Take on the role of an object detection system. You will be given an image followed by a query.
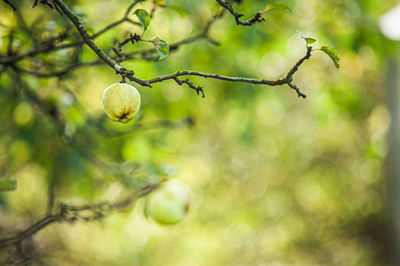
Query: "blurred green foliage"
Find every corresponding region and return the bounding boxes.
[0,0,398,265]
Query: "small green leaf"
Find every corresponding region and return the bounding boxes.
[155,40,169,60]
[0,176,17,192]
[263,3,291,14]
[134,9,151,30]
[320,46,340,69]
[304,37,316,44]
[297,30,317,45]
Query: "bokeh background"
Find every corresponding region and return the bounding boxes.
[1,0,400,265]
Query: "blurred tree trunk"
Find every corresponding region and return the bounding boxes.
[387,47,400,266]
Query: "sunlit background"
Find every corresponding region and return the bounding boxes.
[1,0,400,265]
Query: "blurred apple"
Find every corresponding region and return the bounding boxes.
[145,180,191,225]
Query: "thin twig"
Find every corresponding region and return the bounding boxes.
[216,0,264,26]
[0,2,140,65]
[174,77,205,97]
[53,0,148,85]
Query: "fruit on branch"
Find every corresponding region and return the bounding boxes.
[102,83,141,123]
[145,180,191,225]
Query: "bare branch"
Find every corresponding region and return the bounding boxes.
[174,77,205,98]
[126,10,225,60]
[90,18,140,39]
[125,0,144,17]
[286,46,313,78]
[53,0,150,86]
[118,34,147,51]
[0,2,222,84]
[91,0,143,38]
[216,0,264,26]
[49,0,311,97]
[0,1,140,65]
[147,70,286,86]
[0,183,159,249]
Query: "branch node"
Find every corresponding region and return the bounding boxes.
[287,82,307,98]
[174,77,205,98]
[217,0,265,26]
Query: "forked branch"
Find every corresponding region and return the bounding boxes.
[216,0,265,26]
[52,0,312,98]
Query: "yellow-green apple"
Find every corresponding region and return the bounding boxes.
[102,83,141,123]
[145,180,191,225]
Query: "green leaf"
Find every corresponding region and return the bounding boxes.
[155,39,169,60]
[134,9,151,30]
[262,3,291,14]
[0,176,17,192]
[320,46,340,69]
[304,37,316,44]
[297,30,317,45]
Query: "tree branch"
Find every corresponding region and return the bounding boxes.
[147,70,287,86]
[52,0,152,86]
[144,45,312,98]
[0,182,159,249]
[50,0,312,97]
[124,10,225,60]
[216,0,264,26]
[90,0,142,38]
[0,1,141,65]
